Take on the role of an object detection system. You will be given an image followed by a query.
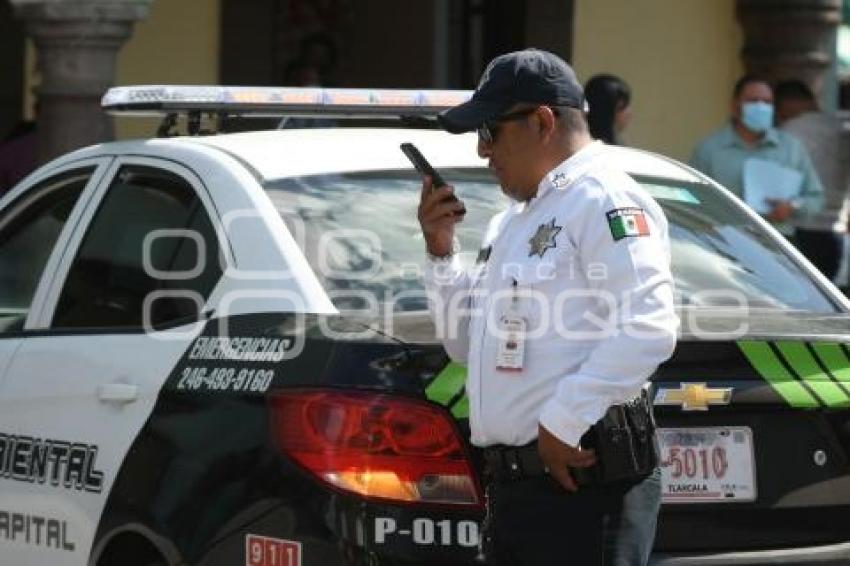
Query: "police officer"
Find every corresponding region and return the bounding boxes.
[418,49,678,565]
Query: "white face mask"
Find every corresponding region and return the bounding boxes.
[741,101,774,132]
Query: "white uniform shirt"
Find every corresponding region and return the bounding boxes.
[425,141,678,448]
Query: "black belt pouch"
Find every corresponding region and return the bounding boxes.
[574,388,659,485]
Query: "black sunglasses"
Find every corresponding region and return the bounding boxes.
[477,106,561,144]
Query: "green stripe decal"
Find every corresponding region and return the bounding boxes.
[738,341,819,408]
[776,341,850,407]
[426,362,469,418]
[451,394,469,419]
[811,343,850,385]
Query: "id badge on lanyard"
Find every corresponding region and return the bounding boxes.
[496,280,526,372]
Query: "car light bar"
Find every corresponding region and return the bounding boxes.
[101,85,473,118]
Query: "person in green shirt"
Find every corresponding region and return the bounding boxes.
[689,75,823,235]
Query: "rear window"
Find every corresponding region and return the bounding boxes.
[635,175,836,312]
[264,169,837,313]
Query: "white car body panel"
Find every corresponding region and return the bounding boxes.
[0,324,204,566]
[191,129,703,183]
[28,140,337,319]
[0,158,114,400]
[7,157,115,331]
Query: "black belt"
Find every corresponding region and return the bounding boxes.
[482,441,601,485]
[481,390,658,485]
[482,442,547,482]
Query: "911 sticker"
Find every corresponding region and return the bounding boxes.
[246,534,301,566]
[374,517,479,547]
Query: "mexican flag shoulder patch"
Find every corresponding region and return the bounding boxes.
[606,207,650,241]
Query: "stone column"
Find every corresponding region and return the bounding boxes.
[737,0,841,98]
[9,0,153,164]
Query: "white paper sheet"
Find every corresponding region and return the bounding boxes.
[742,158,803,215]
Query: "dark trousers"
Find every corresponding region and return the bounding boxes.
[795,228,844,281]
[485,474,608,565]
[484,470,659,566]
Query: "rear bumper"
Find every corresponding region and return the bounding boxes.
[651,541,850,565]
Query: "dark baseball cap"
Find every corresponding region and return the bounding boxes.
[438,49,586,134]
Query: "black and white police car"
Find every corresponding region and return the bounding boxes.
[2,85,850,566]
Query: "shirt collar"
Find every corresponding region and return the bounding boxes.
[522,140,605,210]
[722,122,780,148]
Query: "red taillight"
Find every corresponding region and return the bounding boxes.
[270,390,481,507]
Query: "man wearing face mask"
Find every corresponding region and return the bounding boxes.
[690,75,823,234]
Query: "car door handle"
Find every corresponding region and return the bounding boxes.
[97,383,138,404]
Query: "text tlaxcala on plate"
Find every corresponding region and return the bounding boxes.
[658,427,757,503]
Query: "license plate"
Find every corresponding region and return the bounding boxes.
[657,426,756,504]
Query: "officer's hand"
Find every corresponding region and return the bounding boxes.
[417,176,465,257]
[765,199,794,223]
[538,424,596,493]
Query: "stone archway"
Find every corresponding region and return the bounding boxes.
[8,0,154,164]
[737,0,842,97]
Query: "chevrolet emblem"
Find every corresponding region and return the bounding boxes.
[653,383,733,411]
